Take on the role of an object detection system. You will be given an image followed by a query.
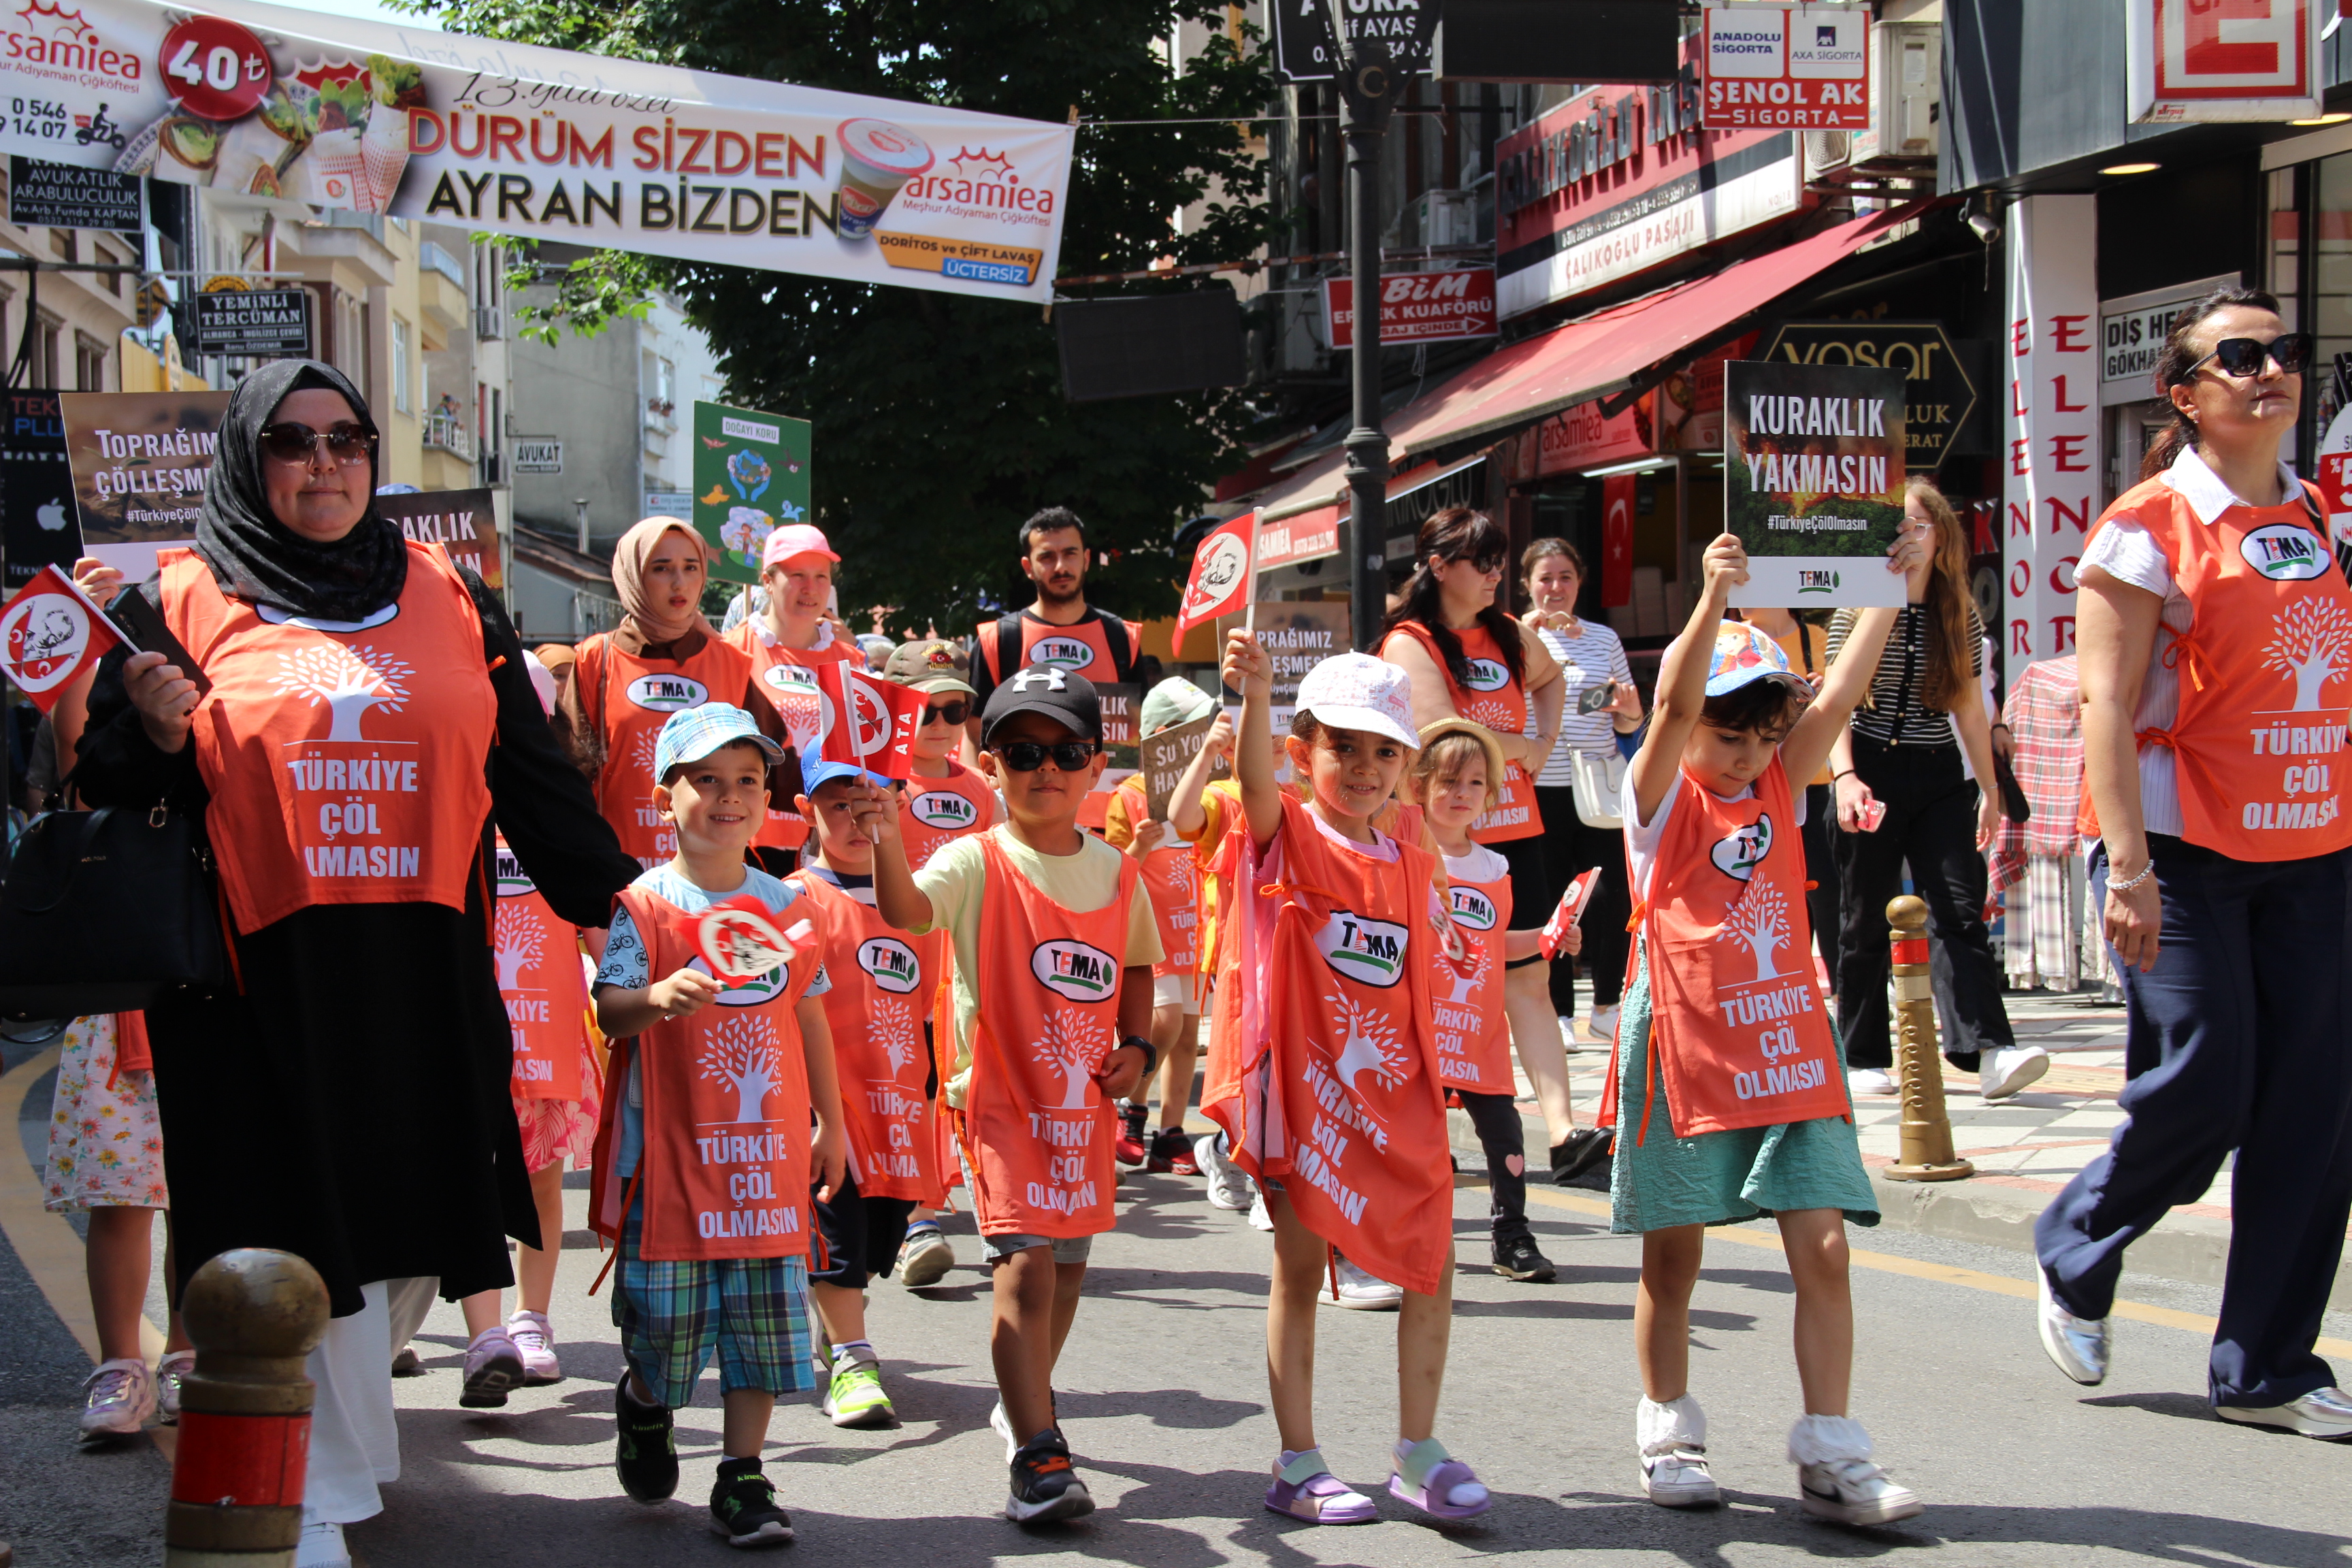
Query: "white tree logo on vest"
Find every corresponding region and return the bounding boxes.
[1326,992,1410,1092]
[700,1016,785,1124]
[271,643,414,742]
[632,725,662,782]
[1030,1008,1107,1109]
[872,997,921,1076]
[1725,881,1791,986]
[1439,941,1489,1007]
[492,902,540,992]
[2264,600,2352,710]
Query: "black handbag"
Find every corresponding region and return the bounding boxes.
[0,791,231,1022]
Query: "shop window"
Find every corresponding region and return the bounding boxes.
[392,317,412,414]
[33,313,61,387]
[74,334,105,391]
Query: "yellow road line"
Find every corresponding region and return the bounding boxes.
[1522,1183,2352,1358]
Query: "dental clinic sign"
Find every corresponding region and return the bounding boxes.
[2127,0,2324,123]
[1701,2,1869,131]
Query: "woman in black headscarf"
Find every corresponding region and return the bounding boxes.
[74,361,638,1563]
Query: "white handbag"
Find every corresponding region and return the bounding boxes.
[1569,745,1627,830]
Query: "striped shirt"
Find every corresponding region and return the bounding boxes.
[1826,600,1984,748]
[1531,617,1634,785]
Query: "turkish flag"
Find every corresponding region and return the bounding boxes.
[1601,474,1635,609]
[813,660,926,779]
[0,566,123,713]
[1173,511,1256,657]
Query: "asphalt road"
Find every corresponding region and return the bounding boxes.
[3,1035,2348,1566]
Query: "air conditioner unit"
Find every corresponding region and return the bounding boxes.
[1414,189,1480,249]
[1806,131,1852,175]
[475,306,504,340]
[1853,21,1941,165]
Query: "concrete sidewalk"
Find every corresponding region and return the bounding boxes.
[1460,992,2352,1303]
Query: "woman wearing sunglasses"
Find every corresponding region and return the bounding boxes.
[70,361,640,1564]
[1379,506,1601,1192]
[2034,287,2352,1439]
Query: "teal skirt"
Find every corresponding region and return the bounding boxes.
[1608,936,1878,1235]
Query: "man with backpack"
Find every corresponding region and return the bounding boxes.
[965,508,1141,762]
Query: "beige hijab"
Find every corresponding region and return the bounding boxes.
[610,516,711,643]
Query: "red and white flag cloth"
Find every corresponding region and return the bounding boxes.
[813,660,926,779]
[1173,511,1256,657]
[693,897,813,988]
[1538,866,1604,961]
[0,566,123,713]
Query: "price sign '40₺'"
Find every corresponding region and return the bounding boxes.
[158,16,272,123]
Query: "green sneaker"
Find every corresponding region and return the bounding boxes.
[821,1344,896,1428]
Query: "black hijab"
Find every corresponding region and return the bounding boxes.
[195,359,408,621]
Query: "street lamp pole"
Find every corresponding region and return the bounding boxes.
[1328,0,1401,652]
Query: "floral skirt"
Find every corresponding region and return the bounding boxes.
[43,1015,169,1211]
[515,1090,599,1174]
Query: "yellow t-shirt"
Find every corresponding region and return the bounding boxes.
[911,825,1163,1107]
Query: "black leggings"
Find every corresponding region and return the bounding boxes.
[1533,783,1631,1012]
[1457,1090,1531,1246]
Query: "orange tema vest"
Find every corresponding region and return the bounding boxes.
[1630,759,1844,1141]
[725,622,858,851]
[2084,478,2352,861]
[589,885,826,1261]
[578,632,751,867]
[960,832,1136,1239]
[161,543,495,935]
[1115,780,1202,978]
[789,872,945,1203]
[898,761,995,870]
[1429,857,1513,1094]
[1380,621,1541,843]
[1200,795,1454,1296]
[979,612,1136,685]
[494,837,590,1102]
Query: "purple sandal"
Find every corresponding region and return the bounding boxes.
[1265,1450,1378,1524]
[1388,1438,1491,1521]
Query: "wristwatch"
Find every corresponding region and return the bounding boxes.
[1120,1034,1160,1078]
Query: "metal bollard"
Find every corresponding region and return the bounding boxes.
[1880,896,1975,1183]
[164,1249,331,1567]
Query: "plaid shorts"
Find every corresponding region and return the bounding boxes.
[612,1203,816,1407]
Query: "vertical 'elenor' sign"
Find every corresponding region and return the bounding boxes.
[1722,361,1908,609]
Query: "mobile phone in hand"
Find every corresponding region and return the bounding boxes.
[1576,681,1617,716]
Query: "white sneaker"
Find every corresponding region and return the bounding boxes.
[508,1309,563,1384]
[1321,1255,1403,1310]
[78,1358,156,1437]
[1979,1043,2051,1100]
[2215,1384,2352,1439]
[1246,1186,1275,1231]
[898,1222,956,1288]
[156,1350,195,1424]
[1197,1132,1252,1211]
[1848,1068,1897,1096]
[295,1518,353,1568]
[1643,1449,1720,1507]
[1797,1458,1921,1526]
[1588,1004,1621,1043]
[2036,1269,2109,1386]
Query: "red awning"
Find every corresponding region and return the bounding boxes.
[1387,203,1931,459]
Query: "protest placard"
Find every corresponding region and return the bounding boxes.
[1722,361,1908,608]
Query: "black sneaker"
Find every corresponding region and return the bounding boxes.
[1550,1127,1612,1187]
[709,1458,794,1547]
[613,1374,678,1503]
[1492,1235,1556,1283]
[1006,1428,1095,1523]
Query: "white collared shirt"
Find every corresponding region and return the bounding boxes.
[2076,446,2307,840]
[749,614,837,652]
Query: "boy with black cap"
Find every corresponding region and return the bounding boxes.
[851,664,1161,1523]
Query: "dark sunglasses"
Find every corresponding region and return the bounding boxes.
[922,699,971,727]
[259,421,378,466]
[993,739,1097,772]
[2180,333,2313,382]
[1444,548,1507,574]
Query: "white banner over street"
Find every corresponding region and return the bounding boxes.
[0,0,1075,300]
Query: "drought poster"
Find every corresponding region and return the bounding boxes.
[61,389,231,585]
[691,401,811,586]
[1722,361,1907,608]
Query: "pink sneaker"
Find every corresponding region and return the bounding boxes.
[461,1328,524,1409]
[157,1350,196,1424]
[507,1310,562,1385]
[78,1358,155,1438]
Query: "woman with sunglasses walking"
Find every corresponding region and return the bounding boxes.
[71,361,640,1565]
[2034,289,2352,1437]
[1379,508,1604,1203]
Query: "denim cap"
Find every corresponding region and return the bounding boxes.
[1295,653,1418,749]
[1705,620,1810,698]
[653,703,785,781]
[800,756,893,793]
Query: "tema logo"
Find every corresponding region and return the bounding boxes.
[1030,636,1092,670]
[1797,570,1840,594]
[1448,885,1498,932]
[1316,910,1408,987]
[2241,523,2330,581]
[1710,815,1774,881]
[494,845,535,896]
[910,790,978,829]
[627,672,708,711]
[691,954,787,1007]
[857,936,921,995]
[1032,938,1117,1002]
[1465,657,1512,692]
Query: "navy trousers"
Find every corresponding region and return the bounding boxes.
[2036,836,2352,1409]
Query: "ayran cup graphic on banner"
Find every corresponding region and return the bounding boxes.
[834,118,933,238]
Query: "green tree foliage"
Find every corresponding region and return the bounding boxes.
[416,0,1279,635]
